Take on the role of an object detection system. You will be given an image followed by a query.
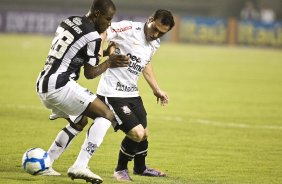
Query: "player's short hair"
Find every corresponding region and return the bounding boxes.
[90,0,116,15]
[152,9,175,30]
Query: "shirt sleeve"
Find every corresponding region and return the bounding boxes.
[86,38,101,66]
[149,39,161,60]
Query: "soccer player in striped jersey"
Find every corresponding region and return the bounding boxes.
[71,9,175,182]
[36,0,129,183]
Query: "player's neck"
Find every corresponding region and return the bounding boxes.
[85,12,96,25]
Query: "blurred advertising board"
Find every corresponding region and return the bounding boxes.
[180,16,227,44]
[238,20,282,47]
[0,11,72,34]
[0,10,146,34]
[1,10,281,48]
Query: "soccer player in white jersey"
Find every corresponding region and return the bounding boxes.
[71,9,175,182]
[36,0,129,183]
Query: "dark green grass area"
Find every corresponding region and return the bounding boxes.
[0,34,282,184]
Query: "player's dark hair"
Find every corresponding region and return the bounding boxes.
[152,9,175,30]
[90,0,116,15]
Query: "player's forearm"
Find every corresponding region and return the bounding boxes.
[84,54,129,79]
[84,61,110,79]
[143,64,161,93]
[147,78,161,94]
[93,60,111,77]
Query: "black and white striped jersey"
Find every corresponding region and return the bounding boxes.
[36,16,101,93]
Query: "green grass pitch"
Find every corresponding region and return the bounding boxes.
[0,34,282,184]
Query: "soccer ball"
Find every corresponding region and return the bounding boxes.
[22,148,51,175]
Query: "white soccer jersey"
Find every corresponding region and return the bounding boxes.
[97,20,160,97]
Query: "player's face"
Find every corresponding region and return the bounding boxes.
[145,18,170,42]
[95,8,116,33]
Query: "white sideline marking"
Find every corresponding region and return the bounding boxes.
[2,104,282,131]
[0,104,45,110]
[149,115,282,131]
[196,119,250,128]
[196,119,282,130]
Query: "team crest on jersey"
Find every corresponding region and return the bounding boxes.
[72,57,84,64]
[121,106,131,115]
[114,48,121,54]
[73,17,82,26]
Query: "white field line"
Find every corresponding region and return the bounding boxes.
[196,119,282,130]
[0,104,45,110]
[149,115,282,131]
[2,104,282,131]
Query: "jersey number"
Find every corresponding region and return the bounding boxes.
[48,28,74,59]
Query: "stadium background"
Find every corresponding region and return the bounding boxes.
[0,0,282,47]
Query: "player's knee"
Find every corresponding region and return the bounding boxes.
[74,116,88,131]
[102,110,115,122]
[135,131,144,142]
[128,125,145,142]
[142,128,149,141]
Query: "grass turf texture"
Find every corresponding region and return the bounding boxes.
[0,34,282,184]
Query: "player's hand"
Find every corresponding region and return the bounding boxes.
[154,89,169,106]
[103,41,116,56]
[107,54,130,68]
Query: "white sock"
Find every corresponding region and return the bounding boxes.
[72,117,111,168]
[48,124,80,164]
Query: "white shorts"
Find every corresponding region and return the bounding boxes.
[37,80,97,123]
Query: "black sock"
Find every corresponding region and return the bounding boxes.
[116,136,139,171]
[134,139,148,173]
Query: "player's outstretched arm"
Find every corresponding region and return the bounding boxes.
[142,63,169,106]
[84,54,130,79]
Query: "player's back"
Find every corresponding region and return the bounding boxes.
[36,16,101,93]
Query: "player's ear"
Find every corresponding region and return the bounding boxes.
[148,16,154,23]
[93,10,101,17]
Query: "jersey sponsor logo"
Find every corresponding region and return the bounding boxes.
[121,106,131,115]
[136,27,141,31]
[127,62,144,75]
[127,53,141,63]
[64,19,82,34]
[114,48,121,54]
[111,26,132,33]
[126,53,144,75]
[73,17,82,26]
[115,82,138,92]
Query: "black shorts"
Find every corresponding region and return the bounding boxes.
[97,95,147,134]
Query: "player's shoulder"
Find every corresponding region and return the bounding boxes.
[132,21,144,32]
[110,20,134,33]
[64,16,86,26]
[63,16,99,35]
